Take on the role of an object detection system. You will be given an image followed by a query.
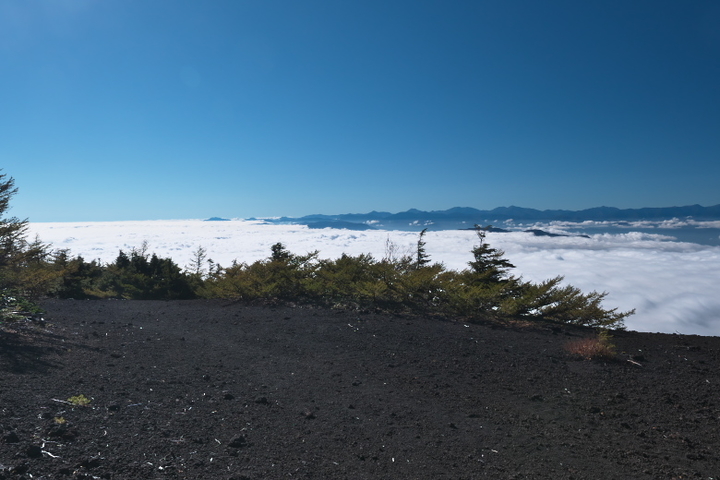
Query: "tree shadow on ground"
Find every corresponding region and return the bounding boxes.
[0,324,68,374]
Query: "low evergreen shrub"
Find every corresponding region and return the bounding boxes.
[0,166,633,330]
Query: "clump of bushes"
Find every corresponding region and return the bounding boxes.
[1,168,633,330]
[0,171,58,325]
[51,242,196,300]
[197,228,633,329]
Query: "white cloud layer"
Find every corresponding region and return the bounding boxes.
[28,220,720,337]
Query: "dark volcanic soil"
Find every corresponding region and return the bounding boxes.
[2,299,720,479]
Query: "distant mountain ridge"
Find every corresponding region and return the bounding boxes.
[260,204,720,231]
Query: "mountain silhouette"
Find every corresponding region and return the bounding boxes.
[265,204,720,231]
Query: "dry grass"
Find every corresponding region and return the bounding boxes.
[564,333,616,360]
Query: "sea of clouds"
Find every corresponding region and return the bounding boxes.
[27,220,720,337]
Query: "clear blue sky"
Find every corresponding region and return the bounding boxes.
[2,0,719,222]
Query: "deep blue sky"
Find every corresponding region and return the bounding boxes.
[2,1,719,221]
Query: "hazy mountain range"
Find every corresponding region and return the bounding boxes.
[244,204,720,231]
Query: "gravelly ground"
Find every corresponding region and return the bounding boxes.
[1,299,719,479]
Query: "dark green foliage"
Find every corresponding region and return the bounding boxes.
[0,171,54,321]
[198,232,632,329]
[33,232,632,328]
[47,250,104,299]
[6,226,632,329]
[467,226,515,283]
[187,246,208,277]
[271,242,292,262]
[0,168,632,330]
[40,244,196,300]
[201,244,319,302]
[0,172,34,281]
[0,173,27,258]
[88,248,196,300]
[501,277,634,328]
[415,228,431,269]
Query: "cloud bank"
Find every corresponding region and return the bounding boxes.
[28,220,720,336]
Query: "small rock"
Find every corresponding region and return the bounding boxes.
[47,424,79,441]
[26,445,42,458]
[11,463,29,474]
[228,435,248,448]
[79,457,102,469]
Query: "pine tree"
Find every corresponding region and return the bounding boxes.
[0,171,30,272]
[0,171,51,318]
[188,246,208,277]
[271,242,292,262]
[467,225,515,283]
[414,228,431,269]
